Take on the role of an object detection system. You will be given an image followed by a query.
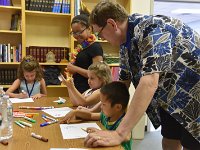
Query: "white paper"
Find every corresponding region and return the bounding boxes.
[42,107,72,118]
[9,98,34,103]
[60,123,101,139]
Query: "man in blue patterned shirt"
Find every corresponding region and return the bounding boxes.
[84,1,200,150]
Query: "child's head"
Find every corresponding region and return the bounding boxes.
[88,61,112,90]
[100,81,129,117]
[18,55,43,82]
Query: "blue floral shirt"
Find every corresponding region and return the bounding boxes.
[119,14,200,143]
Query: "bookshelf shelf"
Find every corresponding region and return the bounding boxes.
[25,10,71,18]
[40,62,67,66]
[108,63,120,67]
[47,85,67,88]
[2,85,11,88]
[0,5,21,11]
[0,62,20,65]
[0,30,22,34]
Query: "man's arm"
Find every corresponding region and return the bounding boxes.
[117,73,159,140]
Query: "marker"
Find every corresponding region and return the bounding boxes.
[19,106,54,110]
[21,90,26,94]
[25,113,39,115]
[31,132,48,142]
[40,121,57,127]
[14,121,25,128]
[42,114,57,122]
[18,120,32,127]
[42,116,49,122]
[81,128,88,133]
[0,140,8,145]
[24,116,36,123]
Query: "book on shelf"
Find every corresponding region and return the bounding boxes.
[10,13,21,31]
[0,43,22,62]
[26,46,69,63]
[0,0,13,6]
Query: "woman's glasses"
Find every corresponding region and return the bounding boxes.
[70,27,87,36]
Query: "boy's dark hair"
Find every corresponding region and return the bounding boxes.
[100,81,129,110]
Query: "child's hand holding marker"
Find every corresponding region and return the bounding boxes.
[58,72,74,88]
[19,90,28,99]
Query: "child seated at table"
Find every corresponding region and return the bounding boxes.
[60,81,132,150]
[61,61,112,107]
[6,55,47,99]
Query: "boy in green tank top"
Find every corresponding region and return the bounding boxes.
[60,81,132,150]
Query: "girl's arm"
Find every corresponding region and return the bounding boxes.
[59,109,100,124]
[40,78,47,96]
[31,79,47,99]
[69,85,100,106]
[6,79,27,98]
[63,78,100,106]
[77,101,101,112]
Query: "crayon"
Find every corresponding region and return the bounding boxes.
[31,132,48,142]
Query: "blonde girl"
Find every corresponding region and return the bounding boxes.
[62,61,112,107]
[6,55,47,99]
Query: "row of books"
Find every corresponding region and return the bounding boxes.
[25,0,70,14]
[10,13,21,31]
[0,44,22,62]
[26,46,69,63]
[0,69,17,85]
[0,0,12,6]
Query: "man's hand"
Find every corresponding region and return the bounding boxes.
[84,130,123,148]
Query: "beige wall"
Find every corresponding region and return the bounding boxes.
[129,0,154,139]
[131,0,154,15]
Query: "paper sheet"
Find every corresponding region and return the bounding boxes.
[60,123,101,139]
[42,107,72,118]
[9,98,34,103]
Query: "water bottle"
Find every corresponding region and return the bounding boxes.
[0,95,13,140]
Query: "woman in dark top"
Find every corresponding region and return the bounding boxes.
[66,13,103,93]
